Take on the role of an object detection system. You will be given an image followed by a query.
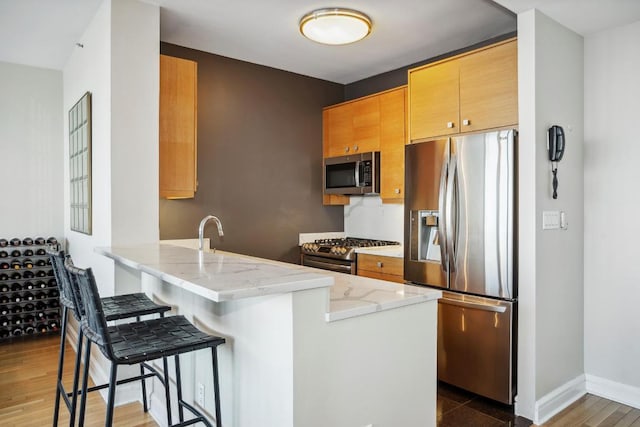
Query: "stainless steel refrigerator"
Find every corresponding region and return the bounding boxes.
[404,129,517,404]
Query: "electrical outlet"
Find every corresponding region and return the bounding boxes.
[197,382,205,407]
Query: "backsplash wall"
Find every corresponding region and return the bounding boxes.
[344,197,404,243]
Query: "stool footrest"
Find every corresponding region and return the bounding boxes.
[173,398,213,427]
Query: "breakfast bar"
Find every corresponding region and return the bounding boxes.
[96,242,440,427]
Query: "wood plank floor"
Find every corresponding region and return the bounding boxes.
[539,393,640,427]
[2,334,639,426]
[0,333,157,427]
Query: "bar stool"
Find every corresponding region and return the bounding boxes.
[48,248,172,426]
[65,258,225,427]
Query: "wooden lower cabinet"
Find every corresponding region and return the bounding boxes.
[357,254,404,283]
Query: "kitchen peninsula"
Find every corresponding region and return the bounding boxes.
[96,242,440,427]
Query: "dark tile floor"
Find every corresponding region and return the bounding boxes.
[437,382,533,427]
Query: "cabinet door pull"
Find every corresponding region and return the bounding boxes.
[353,145,359,152]
[376,262,383,268]
[344,146,349,153]
[462,119,470,126]
[394,188,401,194]
[447,122,455,129]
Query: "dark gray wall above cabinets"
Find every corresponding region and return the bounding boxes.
[344,32,517,101]
[159,43,344,264]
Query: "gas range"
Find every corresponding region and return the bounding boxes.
[300,237,400,263]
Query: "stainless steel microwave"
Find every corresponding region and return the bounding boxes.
[323,151,380,195]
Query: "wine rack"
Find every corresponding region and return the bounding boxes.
[0,236,61,341]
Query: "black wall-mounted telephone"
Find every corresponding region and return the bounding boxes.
[547,125,565,162]
[547,125,565,199]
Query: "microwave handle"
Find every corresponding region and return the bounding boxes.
[354,160,361,187]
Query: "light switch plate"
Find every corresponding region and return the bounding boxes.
[542,211,561,230]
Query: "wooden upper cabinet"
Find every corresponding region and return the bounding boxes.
[409,38,518,141]
[409,60,460,141]
[379,87,407,202]
[459,39,518,132]
[160,54,198,199]
[324,95,381,157]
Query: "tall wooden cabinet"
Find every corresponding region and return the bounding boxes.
[409,38,517,141]
[160,54,198,199]
[322,86,407,205]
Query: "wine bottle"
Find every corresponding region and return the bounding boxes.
[10,259,21,269]
[10,282,21,291]
[34,237,46,245]
[0,250,7,258]
[47,320,59,331]
[0,262,9,270]
[46,269,54,277]
[36,323,47,333]
[10,249,21,257]
[11,315,22,324]
[47,289,59,298]
[47,278,57,287]
[0,272,8,280]
[9,238,21,246]
[10,305,23,314]
[10,272,21,280]
[35,281,46,289]
[34,291,46,300]
[35,259,46,267]
[12,326,23,336]
[22,237,33,246]
[35,248,46,256]
[0,316,8,326]
[24,281,34,290]
[0,328,9,338]
[24,325,35,334]
[11,294,22,303]
[35,270,46,278]
[0,239,8,248]
[23,292,35,301]
[22,259,33,269]
[48,299,60,309]
[23,303,34,312]
[0,283,9,293]
[46,237,58,245]
[23,249,34,257]
[23,314,35,323]
[0,305,8,315]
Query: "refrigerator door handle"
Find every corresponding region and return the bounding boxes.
[437,139,450,271]
[445,153,458,271]
[440,296,507,313]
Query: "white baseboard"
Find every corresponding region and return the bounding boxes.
[586,374,640,409]
[534,374,586,425]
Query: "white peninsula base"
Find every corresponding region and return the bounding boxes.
[97,243,439,427]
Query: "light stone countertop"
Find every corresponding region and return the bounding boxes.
[354,245,404,258]
[96,242,440,322]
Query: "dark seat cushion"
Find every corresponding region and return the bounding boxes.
[102,293,171,321]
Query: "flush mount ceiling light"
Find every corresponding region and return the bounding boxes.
[299,8,372,45]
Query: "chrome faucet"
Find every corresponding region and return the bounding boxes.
[198,215,224,251]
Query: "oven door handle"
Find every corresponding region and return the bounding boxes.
[302,257,353,274]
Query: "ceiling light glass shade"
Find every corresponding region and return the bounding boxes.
[299,8,372,45]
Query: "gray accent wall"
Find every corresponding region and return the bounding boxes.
[159,43,344,264]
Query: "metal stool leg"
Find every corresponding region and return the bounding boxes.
[162,356,172,425]
[174,354,185,423]
[105,363,118,427]
[69,327,84,426]
[135,315,150,413]
[78,339,92,427]
[212,347,222,427]
[52,306,69,427]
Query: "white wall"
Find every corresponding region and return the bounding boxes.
[516,9,585,423]
[63,0,159,296]
[0,62,63,239]
[344,197,403,242]
[584,19,640,407]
